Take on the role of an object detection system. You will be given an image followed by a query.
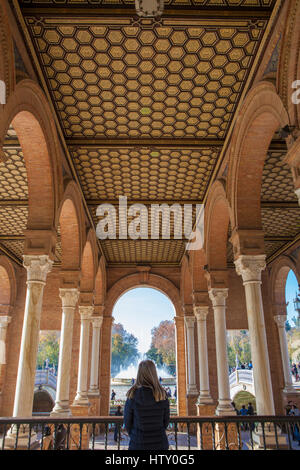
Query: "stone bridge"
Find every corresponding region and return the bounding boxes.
[229,369,255,400]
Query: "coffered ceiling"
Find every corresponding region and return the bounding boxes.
[1,0,299,268]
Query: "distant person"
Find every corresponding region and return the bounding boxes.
[124,360,170,450]
[248,361,253,370]
[285,401,293,416]
[241,363,245,370]
[174,386,177,399]
[239,405,248,416]
[247,402,254,416]
[231,402,239,415]
[131,378,135,385]
[114,405,123,442]
[111,389,116,401]
[166,387,172,398]
[159,376,162,384]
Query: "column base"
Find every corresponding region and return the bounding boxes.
[73,392,90,407]
[70,404,91,450]
[197,404,216,450]
[88,389,100,397]
[252,425,288,450]
[51,401,72,417]
[215,399,236,416]
[3,425,39,450]
[215,422,240,450]
[196,392,214,405]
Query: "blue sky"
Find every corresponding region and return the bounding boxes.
[112,287,175,354]
[285,270,299,326]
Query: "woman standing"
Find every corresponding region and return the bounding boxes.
[124,360,170,450]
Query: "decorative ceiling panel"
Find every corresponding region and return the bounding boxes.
[73,146,218,201]
[264,240,288,260]
[101,239,185,264]
[0,206,28,235]
[261,208,300,238]
[24,16,266,139]
[0,240,25,261]
[261,150,297,202]
[0,148,28,200]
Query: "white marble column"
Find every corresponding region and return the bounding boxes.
[184,316,198,396]
[274,314,294,393]
[13,255,53,418]
[209,288,235,415]
[51,288,79,416]
[0,315,11,365]
[235,255,275,416]
[73,306,93,405]
[89,316,103,395]
[194,306,213,404]
[5,256,52,448]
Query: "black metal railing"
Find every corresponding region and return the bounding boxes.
[0,416,299,450]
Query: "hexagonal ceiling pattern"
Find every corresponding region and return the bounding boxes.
[4,1,296,267]
[25,17,266,139]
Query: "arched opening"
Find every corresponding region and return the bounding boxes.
[285,270,300,382]
[110,287,177,414]
[232,391,256,414]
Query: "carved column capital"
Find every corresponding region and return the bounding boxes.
[23,255,53,283]
[234,255,266,283]
[184,315,196,328]
[193,305,209,321]
[274,314,287,328]
[59,288,80,308]
[209,288,228,307]
[78,305,94,320]
[91,316,103,329]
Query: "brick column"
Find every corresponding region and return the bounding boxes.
[99,316,113,416]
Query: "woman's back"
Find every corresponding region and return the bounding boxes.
[124,386,170,450]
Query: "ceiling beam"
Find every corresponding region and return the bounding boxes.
[67,138,224,150]
[261,201,299,209]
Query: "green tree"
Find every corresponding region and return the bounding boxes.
[36,331,60,369]
[146,321,176,376]
[111,323,140,377]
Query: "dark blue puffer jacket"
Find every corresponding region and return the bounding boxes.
[124,386,170,450]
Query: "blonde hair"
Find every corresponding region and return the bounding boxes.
[126,360,167,402]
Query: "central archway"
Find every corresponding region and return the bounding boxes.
[99,273,187,417]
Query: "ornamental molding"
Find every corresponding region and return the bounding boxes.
[59,288,80,308]
[274,314,287,328]
[208,288,228,307]
[193,306,209,321]
[23,255,53,283]
[91,316,103,329]
[78,305,94,320]
[234,255,266,283]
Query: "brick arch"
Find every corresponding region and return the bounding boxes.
[0,255,16,314]
[80,229,98,294]
[57,181,85,271]
[278,0,300,128]
[204,179,232,270]
[0,80,63,230]
[105,273,181,318]
[270,255,300,308]
[180,254,193,306]
[227,81,289,231]
[94,255,106,307]
[0,3,15,103]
